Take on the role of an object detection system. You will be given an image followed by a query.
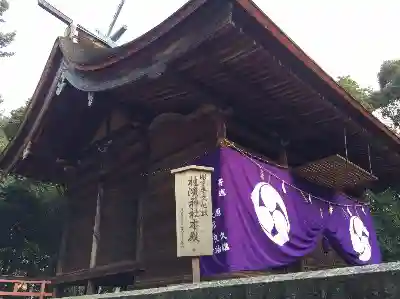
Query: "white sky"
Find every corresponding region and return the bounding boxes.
[0,0,399,114]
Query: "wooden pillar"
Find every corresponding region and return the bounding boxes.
[86,114,111,294]
[191,258,201,283]
[135,194,145,263]
[55,186,67,273]
[89,183,103,268]
[279,141,303,272]
[196,104,231,146]
[53,186,69,298]
[53,225,68,298]
[39,281,46,299]
[56,226,68,275]
[279,144,288,166]
[86,181,103,294]
[135,129,149,265]
[215,109,227,145]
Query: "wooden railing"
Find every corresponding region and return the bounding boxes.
[0,278,52,299]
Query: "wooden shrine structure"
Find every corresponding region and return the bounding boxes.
[1,0,400,295]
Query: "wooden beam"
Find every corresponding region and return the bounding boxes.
[56,224,68,275]
[115,101,155,124]
[53,186,69,298]
[86,113,112,294]
[279,142,288,167]
[89,183,102,268]
[175,41,321,125]
[69,141,147,193]
[173,39,373,162]
[135,128,148,264]
[135,194,145,263]
[64,92,114,161]
[78,123,142,161]
[227,119,309,165]
[176,56,334,149]
[191,258,200,283]
[86,181,103,294]
[284,143,304,271]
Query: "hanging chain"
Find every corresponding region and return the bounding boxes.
[344,127,349,161]
[367,144,373,174]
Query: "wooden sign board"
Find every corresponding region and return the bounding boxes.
[171,165,214,258]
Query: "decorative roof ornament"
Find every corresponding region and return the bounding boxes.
[37,0,127,48]
[55,71,66,96]
[88,92,94,107]
[147,63,166,79]
[98,140,112,153]
[55,61,68,96]
[22,141,32,160]
[64,23,78,43]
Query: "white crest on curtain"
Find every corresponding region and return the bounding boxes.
[251,182,290,246]
[349,215,372,262]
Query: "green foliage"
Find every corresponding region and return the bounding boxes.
[0,102,66,276]
[0,95,9,152]
[368,190,400,261]
[0,0,15,57]
[0,4,59,273]
[0,0,15,147]
[337,76,376,111]
[338,61,400,129]
[2,99,29,141]
[0,177,66,276]
[370,60,400,127]
[0,127,9,151]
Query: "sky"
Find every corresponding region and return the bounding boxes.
[0,0,399,114]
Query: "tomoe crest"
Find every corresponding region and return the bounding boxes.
[251,182,290,246]
[349,216,371,262]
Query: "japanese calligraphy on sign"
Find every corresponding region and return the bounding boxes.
[171,165,214,257]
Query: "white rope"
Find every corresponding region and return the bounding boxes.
[224,139,368,207]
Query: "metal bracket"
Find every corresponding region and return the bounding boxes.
[22,141,32,160]
[67,23,79,43]
[147,62,166,79]
[97,139,112,153]
[88,92,94,107]
[55,72,66,96]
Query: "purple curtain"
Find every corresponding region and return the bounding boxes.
[324,198,381,265]
[199,147,381,276]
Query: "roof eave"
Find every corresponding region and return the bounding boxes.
[0,39,63,173]
[235,0,400,152]
[3,0,400,187]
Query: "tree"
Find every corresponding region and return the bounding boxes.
[0,0,15,57]
[370,60,400,127]
[0,102,66,277]
[0,0,16,142]
[337,76,376,111]
[0,177,66,276]
[368,189,400,261]
[2,99,29,141]
[0,1,65,277]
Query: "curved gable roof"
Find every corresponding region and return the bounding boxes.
[1,0,399,189]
